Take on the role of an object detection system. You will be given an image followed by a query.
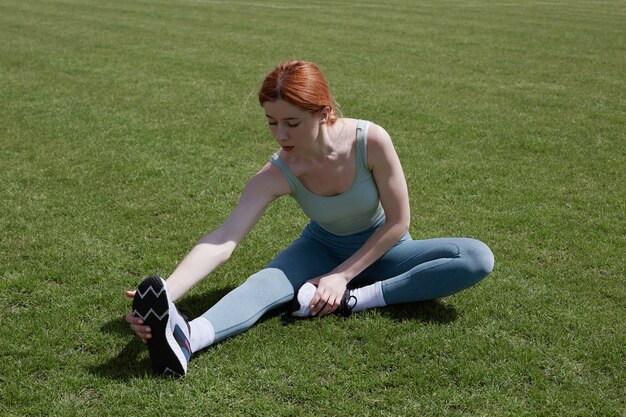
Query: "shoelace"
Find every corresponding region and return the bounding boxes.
[339,292,358,317]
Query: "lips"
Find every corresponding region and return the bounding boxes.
[282,146,295,151]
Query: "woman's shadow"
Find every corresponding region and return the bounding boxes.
[90,288,457,380]
[89,288,231,380]
[377,298,458,323]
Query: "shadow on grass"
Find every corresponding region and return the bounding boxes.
[378,299,458,324]
[89,335,153,380]
[91,289,456,380]
[90,287,233,381]
[280,298,458,326]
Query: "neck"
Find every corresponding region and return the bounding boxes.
[297,123,338,163]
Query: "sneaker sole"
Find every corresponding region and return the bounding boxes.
[132,276,188,377]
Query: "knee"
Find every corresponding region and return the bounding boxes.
[244,268,295,298]
[464,238,495,279]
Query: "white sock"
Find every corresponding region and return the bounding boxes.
[189,317,215,353]
[292,282,317,317]
[350,281,386,313]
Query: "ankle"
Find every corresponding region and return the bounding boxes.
[350,281,386,313]
[189,317,216,353]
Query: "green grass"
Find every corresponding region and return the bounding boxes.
[1,0,624,415]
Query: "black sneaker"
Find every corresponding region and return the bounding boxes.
[337,288,358,317]
[132,275,191,377]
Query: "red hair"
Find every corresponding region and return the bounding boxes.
[258,61,338,125]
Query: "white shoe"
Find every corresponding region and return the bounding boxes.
[291,282,317,318]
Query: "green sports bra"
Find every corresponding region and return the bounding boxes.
[270,119,385,236]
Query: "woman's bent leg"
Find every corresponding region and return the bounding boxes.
[356,237,494,305]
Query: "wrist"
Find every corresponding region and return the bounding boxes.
[330,271,352,285]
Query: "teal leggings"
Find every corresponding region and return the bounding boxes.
[202,221,494,343]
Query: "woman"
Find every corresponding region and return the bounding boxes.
[125,61,494,377]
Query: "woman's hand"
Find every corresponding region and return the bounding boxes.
[307,274,349,317]
[124,290,152,343]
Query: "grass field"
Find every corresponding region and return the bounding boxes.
[1,0,624,415]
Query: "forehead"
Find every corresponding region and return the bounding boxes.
[263,99,311,119]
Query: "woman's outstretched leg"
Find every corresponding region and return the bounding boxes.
[131,235,338,376]
[194,236,339,347]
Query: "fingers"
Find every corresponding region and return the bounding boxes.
[309,289,340,317]
[318,296,340,316]
[125,310,151,343]
[125,312,141,324]
[307,275,348,317]
[309,289,322,316]
[124,288,151,343]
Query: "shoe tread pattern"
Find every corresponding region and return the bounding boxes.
[132,276,185,377]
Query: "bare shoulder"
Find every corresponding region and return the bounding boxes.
[364,122,398,169]
[335,118,390,144]
[243,161,291,201]
[215,161,291,245]
[366,122,393,146]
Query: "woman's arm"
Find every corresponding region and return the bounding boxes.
[125,163,290,342]
[309,123,410,316]
[163,163,290,301]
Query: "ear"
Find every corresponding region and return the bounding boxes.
[319,106,331,124]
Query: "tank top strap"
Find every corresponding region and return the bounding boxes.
[270,153,299,194]
[356,119,371,172]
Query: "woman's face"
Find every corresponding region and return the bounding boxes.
[262,99,325,154]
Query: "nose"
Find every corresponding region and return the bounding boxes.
[276,127,288,142]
